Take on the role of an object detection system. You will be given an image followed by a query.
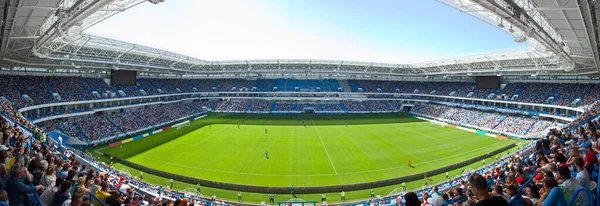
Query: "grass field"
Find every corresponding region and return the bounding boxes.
[97,113,520,203]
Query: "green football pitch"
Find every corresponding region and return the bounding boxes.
[99,113,518,202]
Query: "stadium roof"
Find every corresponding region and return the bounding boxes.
[0,0,598,79]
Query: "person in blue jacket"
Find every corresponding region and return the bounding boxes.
[5,163,44,206]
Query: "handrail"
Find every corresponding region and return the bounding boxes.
[29,183,42,206]
[89,191,105,206]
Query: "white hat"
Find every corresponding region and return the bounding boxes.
[0,145,9,151]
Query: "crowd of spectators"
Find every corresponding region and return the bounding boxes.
[1,75,600,112]
[516,83,558,104]
[411,104,559,137]
[47,77,96,102]
[273,103,298,111]
[215,101,249,112]
[344,102,369,112]
[36,101,210,142]
[0,98,227,206]
[554,84,592,107]
[493,116,537,136]
[364,101,397,112]
[248,101,271,112]
[106,110,152,133]
[320,103,343,111]
[470,113,507,129]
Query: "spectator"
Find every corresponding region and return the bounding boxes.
[538,177,566,205]
[93,182,111,206]
[404,192,420,206]
[0,190,6,206]
[573,157,591,189]
[39,177,64,205]
[505,185,525,206]
[48,180,71,206]
[557,166,586,205]
[523,185,540,205]
[5,163,44,206]
[583,144,597,174]
[467,173,507,205]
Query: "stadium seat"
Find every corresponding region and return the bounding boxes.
[568,187,595,206]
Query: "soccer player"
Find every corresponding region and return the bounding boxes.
[269,194,274,204]
[446,172,449,179]
[424,172,428,185]
[407,159,412,167]
[370,189,375,199]
[140,172,143,180]
[321,193,326,202]
[482,159,485,165]
[170,179,173,189]
[340,191,346,202]
[265,128,268,134]
[238,191,242,201]
[265,150,269,159]
[496,155,498,160]
[290,185,295,197]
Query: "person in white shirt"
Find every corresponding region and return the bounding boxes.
[574,157,592,189]
[120,180,131,194]
[40,177,63,205]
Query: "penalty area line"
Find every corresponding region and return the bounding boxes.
[312,120,338,175]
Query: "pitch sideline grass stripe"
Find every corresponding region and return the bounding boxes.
[312,120,338,175]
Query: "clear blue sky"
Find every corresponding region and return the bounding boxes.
[85,0,530,64]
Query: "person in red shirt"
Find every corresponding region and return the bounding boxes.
[584,145,597,174]
[408,160,412,167]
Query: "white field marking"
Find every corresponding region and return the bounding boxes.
[312,120,339,175]
[129,140,505,177]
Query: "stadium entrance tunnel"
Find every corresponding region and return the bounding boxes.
[102,144,516,194]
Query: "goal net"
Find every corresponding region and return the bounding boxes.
[118,168,131,176]
[182,188,203,197]
[388,188,406,197]
[176,122,191,130]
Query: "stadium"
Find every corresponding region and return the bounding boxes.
[1,0,600,205]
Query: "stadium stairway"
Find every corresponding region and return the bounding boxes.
[271,102,278,111]
[492,115,509,130]
[73,124,91,143]
[523,121,538,136]
[339,102,347,111]
[245,102,252,112]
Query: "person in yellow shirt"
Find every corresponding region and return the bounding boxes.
[93,182,111,206]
